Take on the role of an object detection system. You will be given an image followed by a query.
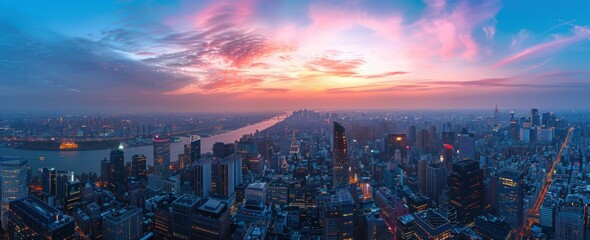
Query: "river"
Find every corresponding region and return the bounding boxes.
[0,112,289,176]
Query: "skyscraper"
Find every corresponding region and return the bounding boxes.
[1,156,28,229]
[321,189,355,239]
[131,154,147,179]
[497,168,524,229]
[41,167,57,196]
[192,198,231,240]
[102,206,143,240]
[110,146,125,186]
[212,153,242,199]
[172,194,200,239]
[426,163,447,204]
[449,159,484,226]
[8,196,75,240]
[63,180,81,215]
[194,158,212,197]
[555,198,585,240]
[531,108,540,127]
[332,121,348,188]
[385,133,408,160]
[190,135,201,163]
[457,128,475,160]
[101,158,112,186]
[153,135,171,177]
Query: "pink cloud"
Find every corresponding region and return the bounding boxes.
[495,25,590,68]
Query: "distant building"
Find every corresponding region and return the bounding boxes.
[131,154,146,179]
[102,206,143,240]
[8,196,75,240]
[385,133,407,160]
[332,122,349,188]
[190,134,201,163]
[41,167,57,196]
[110,147,125,187]
[163,175,180,196]
[426,163,447,204]
[496,168,524,229]
[63,180,81,215]
[457,128,475,160]
[153,136,171,177]
[147,173,164,192]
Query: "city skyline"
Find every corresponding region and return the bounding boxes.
[2,0,590,112]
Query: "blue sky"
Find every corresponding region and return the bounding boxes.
[1,0,590,112]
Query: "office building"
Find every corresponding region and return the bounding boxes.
[41,167,57,196]
[192,198,231,240]
[154,136,171,177]
[102,206,143,240]
[473,214,511,240]
[385,133,407,160]
[212,153,242,199]
[190,135,201,163]
[131,154,146,179]
[63,180,81,215]
[163,175,180,196]
[449,159,484,226]
[8,196,75,240]
[110,146,125,186]
[497,168,524,229]
[555,199,586,240]
[531,108,540,127]
[171,194,200,239]
[1,156,28,229]
[426,163,447,204]
[194,158,212,197]
[397,214,415,240]
[363,210,394,240]
[332,122,349,188]
[412,209,452,240]
[457,128,475,160]
[321,189,354,240]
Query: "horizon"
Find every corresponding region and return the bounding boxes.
[2,0,590,112]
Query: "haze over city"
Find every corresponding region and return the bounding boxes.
[2,0,590,112]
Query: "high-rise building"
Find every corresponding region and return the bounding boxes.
[426,163,447,204]
[385,133,407,160]
[41,167,57,196]
[194,158,212,197]
[163,175,180,196]
[321,189,354,239]
[473,214,511,240]
[8,196,75,240]
[110,146,125,186]
[236,183,271,226]
[101,158,112,186]
[172,194,200,239]
[412,209,452,240]
[131,154,146,179]
[408,125,417,146]
[457,128,475,160]
[396,214,415,240]
[555,198,586,240]
[190,135,202,163]
[417,159,428,194]
[213,142,235,159]
[153,135,171,177]
[63,180,81,215]
[102,206,143,240]
[332,122,349,188]
[497,168,524,229]
[531,108,540,127]
[1,156,28,229]
[449,159,484,226]
[192,198,231,240]
[363,209,394,240]
[212,153,242,199]
[441,122,455,145]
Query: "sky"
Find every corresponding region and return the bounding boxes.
[1,0,590,112]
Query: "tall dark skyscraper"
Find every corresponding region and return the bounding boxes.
[531,108,540,127]
[131,154,147,179]
[385,133,407,160]
[153,135,171,177]
[408,125,417,146]
[41,167,57,196]
[497,168,524,229]
[332,121,348,188]
[426,163,447,204]
[449,159,484,226]
[110,144,125,185]
[63,180,81,215]
[190,135,202,163]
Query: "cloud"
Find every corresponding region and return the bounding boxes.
[495,25,590,68]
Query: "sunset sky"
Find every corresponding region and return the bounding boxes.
[1,0,590,112]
